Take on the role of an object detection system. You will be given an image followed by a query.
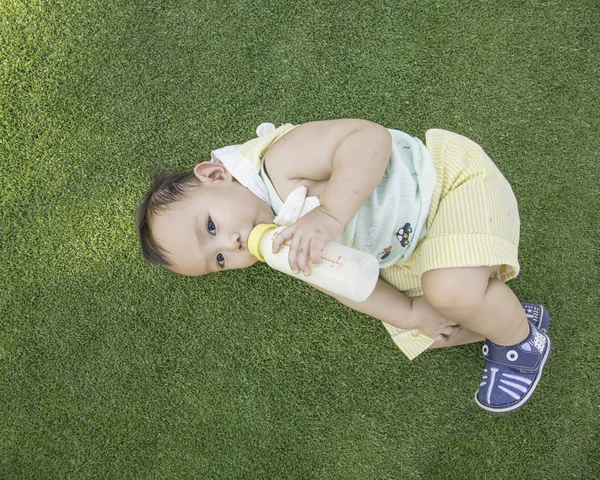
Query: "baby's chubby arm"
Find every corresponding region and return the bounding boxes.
[270,119,392,274]
[313,279,464,343]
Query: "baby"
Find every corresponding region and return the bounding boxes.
[136,119,551,413]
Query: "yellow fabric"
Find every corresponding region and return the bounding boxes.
[210,123,296,204]
[379,129,521,360]
[235,123,296,168]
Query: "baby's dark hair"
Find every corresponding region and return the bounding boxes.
[135,170,197,268]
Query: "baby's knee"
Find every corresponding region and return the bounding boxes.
[422,268,490,315]
[425,287,483,316]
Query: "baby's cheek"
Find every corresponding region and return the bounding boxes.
[242,253,259,269]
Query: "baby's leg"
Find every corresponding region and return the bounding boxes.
[422,265,551,413]
[409,295,484,347]
[422,266,529,346]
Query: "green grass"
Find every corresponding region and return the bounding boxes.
[1,0,599,478]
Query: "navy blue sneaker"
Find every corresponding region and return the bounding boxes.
[475,323,551,413]
[521,302,550,334]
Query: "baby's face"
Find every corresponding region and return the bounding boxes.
[150,172,275,276]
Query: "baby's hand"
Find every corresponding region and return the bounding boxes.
[272,207,345,275]
[411,297,463,343]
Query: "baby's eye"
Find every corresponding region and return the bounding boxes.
[207,217,216,235]
[216,253,225,268]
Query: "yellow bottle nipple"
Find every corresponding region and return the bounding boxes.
[248,223,277,261]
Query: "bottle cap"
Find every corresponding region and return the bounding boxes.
[248,223,277,261]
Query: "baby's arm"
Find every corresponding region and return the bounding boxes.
[312,278,463,343]
[269,119,392,274]
[313,121,392,226]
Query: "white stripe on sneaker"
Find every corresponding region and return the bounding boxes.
[488,368,499,405]
[502,373,533,385]
[499,385,522,401]
[500,379,528,393]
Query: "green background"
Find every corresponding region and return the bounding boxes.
[1,0,598,478]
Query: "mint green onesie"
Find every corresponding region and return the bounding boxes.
[259,129,437,268]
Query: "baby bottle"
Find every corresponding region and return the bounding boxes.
[248,224,379,303]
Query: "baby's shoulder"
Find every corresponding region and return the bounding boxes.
[265,119,378,171]
[263,119,386,199]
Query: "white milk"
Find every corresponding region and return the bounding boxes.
[248,224,379,302]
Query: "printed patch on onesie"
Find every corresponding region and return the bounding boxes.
[377,223,414,261]
[378,246,392,261]
[395,223,413,247]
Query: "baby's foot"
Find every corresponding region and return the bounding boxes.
[475,321,551,413]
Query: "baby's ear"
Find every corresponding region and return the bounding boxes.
[193,162,232,183]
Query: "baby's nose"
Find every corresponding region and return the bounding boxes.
[227,233,242,251]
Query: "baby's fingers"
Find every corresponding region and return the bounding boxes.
[296,241,312,276]
[442,325,462,337]
[272,225,295,253]
[288,234,313,275]
[286,234,303,274]
[309,237,325,267]
[297,237,326,276]
[434,325,462,343]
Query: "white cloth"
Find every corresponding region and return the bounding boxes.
[210,122,319,226]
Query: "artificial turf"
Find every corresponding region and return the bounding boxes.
[1,0,599,478]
